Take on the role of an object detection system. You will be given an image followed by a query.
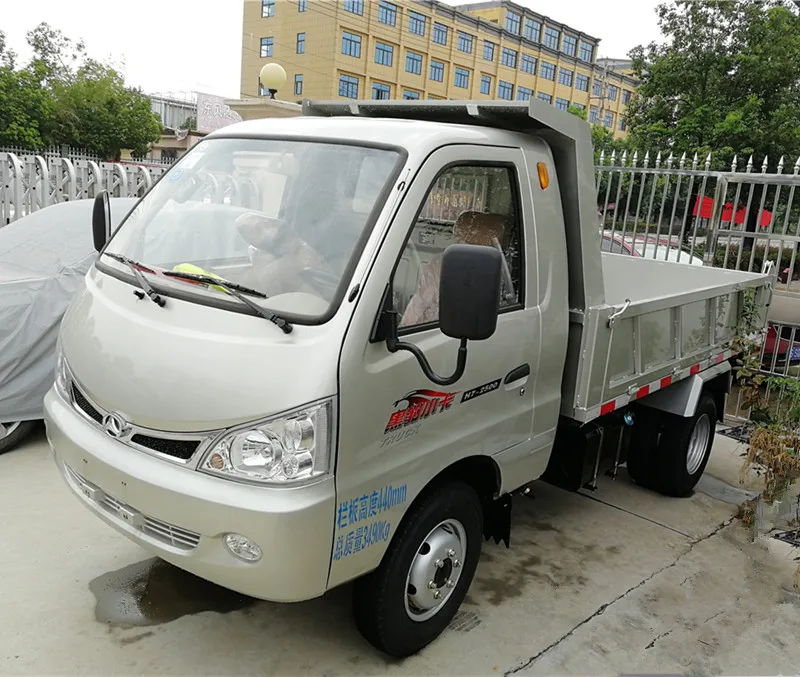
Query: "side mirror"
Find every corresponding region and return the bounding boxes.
[385,243,503,387]
[440,244,503,341]
[92,191,111,252]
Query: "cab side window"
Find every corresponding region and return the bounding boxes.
[601,236,625,254]
[393,165,523,331]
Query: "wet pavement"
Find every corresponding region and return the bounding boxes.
[1,426,799,676]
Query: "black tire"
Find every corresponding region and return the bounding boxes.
[655,393,717,497]
[352,481,483,658]
[627,394,716,497]
[0,420,37,455]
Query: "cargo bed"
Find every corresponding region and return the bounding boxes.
[561,254,773,422]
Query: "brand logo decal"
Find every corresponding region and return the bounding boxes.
[384,389,458,434]
[103,413,129,439]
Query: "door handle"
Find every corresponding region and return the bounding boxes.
[504,364,530,384]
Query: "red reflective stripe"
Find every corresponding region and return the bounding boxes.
[600,401,616,416]
[715,353,725,364]
[690,364,701,375]
[636,385,650,399]
[660,376,672,389]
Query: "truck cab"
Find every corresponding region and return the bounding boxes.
[44,100,772,658]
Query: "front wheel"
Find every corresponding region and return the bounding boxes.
[352,481,483,658]
[0,420,36,455]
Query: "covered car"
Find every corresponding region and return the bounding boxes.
[0,197,138,453]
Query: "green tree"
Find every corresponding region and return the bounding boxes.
[627,0,800,167]
[0,30,55,148]
[0,23,161,158]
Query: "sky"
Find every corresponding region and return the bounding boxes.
[1,0,663,100]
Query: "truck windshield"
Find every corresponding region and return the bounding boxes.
[103,137,401,322]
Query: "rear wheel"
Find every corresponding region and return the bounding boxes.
[627,394,717,497]
[0,420,36,455]
[352,481,483,658]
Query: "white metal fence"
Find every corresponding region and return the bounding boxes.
[596,150,800,420]
[0,149,171,226]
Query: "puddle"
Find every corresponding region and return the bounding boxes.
[89,558,255,628]
[695,474,760,505]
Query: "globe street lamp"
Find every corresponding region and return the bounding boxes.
[260,63,287,100]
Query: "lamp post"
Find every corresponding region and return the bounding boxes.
[259,62,287,100]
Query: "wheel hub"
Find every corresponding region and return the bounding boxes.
[0,421,21,440]
[686,413,711,475]
[405,519,466,622]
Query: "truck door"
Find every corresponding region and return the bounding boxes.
[331,145,543,584]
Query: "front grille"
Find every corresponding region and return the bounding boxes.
[66,465,201,550]
[71,384,103,424]
[130,434,199,460]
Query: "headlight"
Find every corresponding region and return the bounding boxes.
[199,398,333,485]
[54,337,69,397]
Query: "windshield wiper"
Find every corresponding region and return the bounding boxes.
[103,252,166,307]
[162,271,293,334]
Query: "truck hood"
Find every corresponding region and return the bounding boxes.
[60,268,342,432]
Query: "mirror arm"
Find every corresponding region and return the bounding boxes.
[386,310,468,386]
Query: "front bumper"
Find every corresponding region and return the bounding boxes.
[43,388,335,602]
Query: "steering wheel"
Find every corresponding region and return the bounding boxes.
[300,267,339,298]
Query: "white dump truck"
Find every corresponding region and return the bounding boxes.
[44,100,772,657]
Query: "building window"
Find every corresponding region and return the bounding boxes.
[622,89,632,105]
[607,85,618,101]
[540,61,555,80]
[543,27,560,50]
[298,0,307,11]
[483,40,495,61]
[430,59,444,82]
[575,73,589,91]
[457,32,474,54]
[296,32,305,54]
[378,0,397,26]
[480,74,491,95]
[589,107,599,123]
[373,83,391,100]
[409,11,426,35]
[339,74,358,98]
[524,18,541,42]
[520,54,536,74]
[262,0,275,17]
[294,74,303,95]
[404,89,420,99]
[454,67,470,89]
[572,102,586,111]
[500,47,517,69]
[593,79,602,96]
[342,31,361,58]
[517,86,532,101]
[556,97,569,111]
[406,51,422,75]
[344,0,363,15]
[433,23,448,45]
[538,92,552,104]
[505,10,521,34]
[619,118,627,131]
[260,37,273,58]
[562,35,577,57]
[498,80,513,100]
[604,112,614,128]
[375,41,393,67]
[579,41,593,62]
[558,68,573,87]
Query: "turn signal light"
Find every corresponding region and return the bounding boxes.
[537,162,550,190]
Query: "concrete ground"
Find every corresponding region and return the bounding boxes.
[2,426,799,676]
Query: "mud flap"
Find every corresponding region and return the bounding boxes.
[483,493,512,548]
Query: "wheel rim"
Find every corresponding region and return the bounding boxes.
[686,413,711,475]
[404,519,467,622]
[0,422,21,440]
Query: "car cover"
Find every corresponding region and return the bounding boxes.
[0,198,138,423]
